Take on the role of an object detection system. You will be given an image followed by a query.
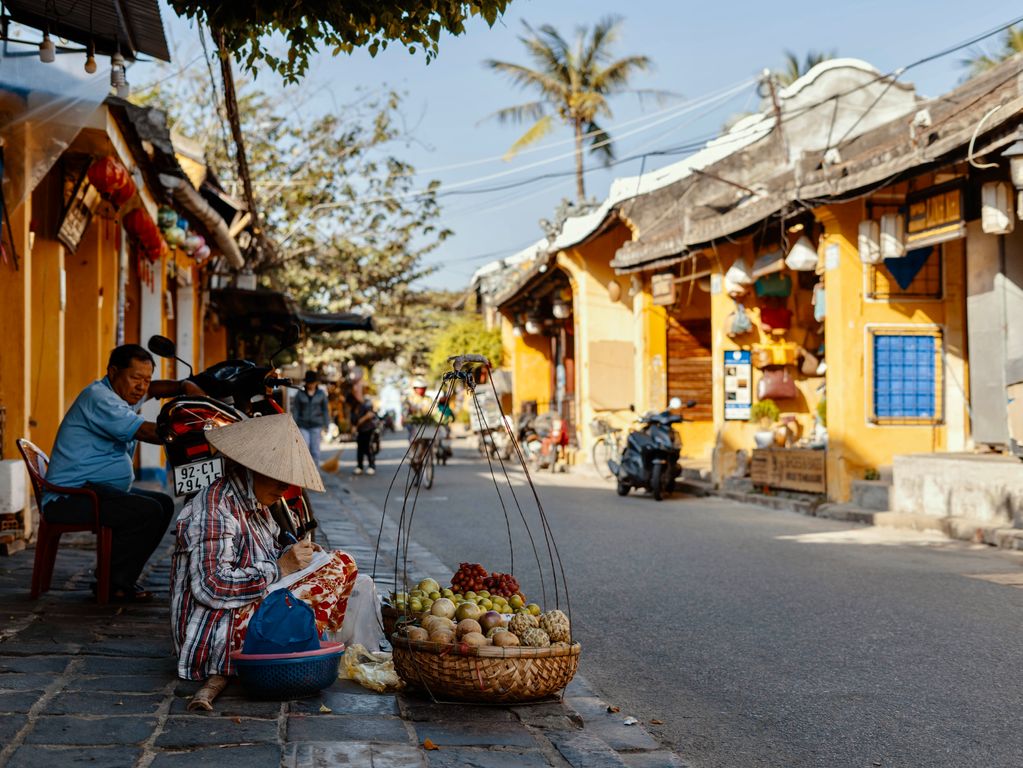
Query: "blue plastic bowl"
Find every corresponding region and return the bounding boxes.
[231,643,344,699]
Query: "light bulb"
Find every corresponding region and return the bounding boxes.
[39,33,55,63]
[84,41,97,74]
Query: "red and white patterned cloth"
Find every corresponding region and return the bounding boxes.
[230,550,358,653]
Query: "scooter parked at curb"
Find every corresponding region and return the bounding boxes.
[147,334,317,542]
[609,397,694,501]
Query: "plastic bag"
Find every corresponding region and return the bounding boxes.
[726,302,753,337]
[337,573,384,649]
[340,644,404,693]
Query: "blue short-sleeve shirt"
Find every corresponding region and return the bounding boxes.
[43,376,146,507]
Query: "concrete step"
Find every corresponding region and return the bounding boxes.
[851,479,891,511]
[815,503,876,525]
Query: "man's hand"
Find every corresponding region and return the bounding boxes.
[147,379,206,399]
[277,539,315,576]
[182,380,205,397]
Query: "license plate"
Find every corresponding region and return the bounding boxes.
[173,457,224,496]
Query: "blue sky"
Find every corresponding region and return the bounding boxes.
[140,1,1021,289]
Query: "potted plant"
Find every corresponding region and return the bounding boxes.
[749,399,780,449]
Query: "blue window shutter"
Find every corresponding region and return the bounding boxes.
[873,334,936,419]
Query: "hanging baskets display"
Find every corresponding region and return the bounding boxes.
[375,353,579,704]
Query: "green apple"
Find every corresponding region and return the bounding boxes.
[417,578,440,594]
[509,594,525,609]
[526,603,541,616]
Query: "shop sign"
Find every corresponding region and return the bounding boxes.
[905,184,965,248]
[57,172,101,253]
[651,273,676,305]
[751,448,826,494]
[723,349,752,421]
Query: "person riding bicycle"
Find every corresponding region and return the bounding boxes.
[402,377,432,443]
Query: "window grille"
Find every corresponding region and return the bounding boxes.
[869,329,943,425]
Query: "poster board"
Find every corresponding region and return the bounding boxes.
[723,350,752,421]
[57,171,101,253]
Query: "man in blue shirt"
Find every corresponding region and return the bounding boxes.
[44,344,202,602]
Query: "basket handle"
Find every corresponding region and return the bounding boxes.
[447,353,491,372]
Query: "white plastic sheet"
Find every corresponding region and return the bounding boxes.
[0,44,111,208]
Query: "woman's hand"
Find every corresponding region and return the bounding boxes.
[277,539,315,576]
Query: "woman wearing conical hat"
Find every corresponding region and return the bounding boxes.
[169,413,357,710]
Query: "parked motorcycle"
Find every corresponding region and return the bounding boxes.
[609,397,693,501]
[146,334,317,542]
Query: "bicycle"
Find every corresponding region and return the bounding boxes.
[408,436,435,490]
[590,418,623,481]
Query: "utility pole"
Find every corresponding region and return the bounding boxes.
[762,68,788,160]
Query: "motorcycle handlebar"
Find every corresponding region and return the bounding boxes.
[265,377,293,388]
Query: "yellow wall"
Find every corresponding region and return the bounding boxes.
[556,226,638,453]
[0,196,32,461]
[64,222,104,400]
[816,201,966,501]
[510,332,551,414]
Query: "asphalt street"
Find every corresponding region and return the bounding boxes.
[334,430,1023,768]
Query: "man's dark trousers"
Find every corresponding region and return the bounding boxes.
[44,483,174,592]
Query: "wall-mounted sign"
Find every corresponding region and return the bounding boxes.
[906,184,965,248]
[651,273,676,306]
[724,349,752,421]
[57,171,101,253]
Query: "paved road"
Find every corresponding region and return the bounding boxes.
[332,430,1023,768]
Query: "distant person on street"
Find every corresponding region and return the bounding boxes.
[402,377,432,442]
[171,413,357,711]
[44,344,203,602]
[292,370,329,467]
[348,394,378,475]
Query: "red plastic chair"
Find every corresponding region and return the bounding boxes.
[16,438,112,604]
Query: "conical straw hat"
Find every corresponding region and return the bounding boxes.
[206,413,325,492]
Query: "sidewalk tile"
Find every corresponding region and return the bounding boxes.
[7,746,142,768]
[285,742,427,768]
[44,691,165,715]
[399,698,517,723]
[0,657,68,674]
[426,748,552,768]
[68,674,169,692]
[412,722,538,748]
[169,694,283,718]
[286,713,408,743]
[25,715,156,745]
[290,689,400,716]
[547,731,629,768]
[77,656,175,675]
[0,691,42,712]
[81,639,173,657]
[621,751,691,768]
[563,697,661,751]
[156,716,279,748]
[0,674,58,691]
[0,713,27,741]
[150,745,282,767]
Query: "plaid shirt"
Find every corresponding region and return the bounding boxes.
[170,468,281,680]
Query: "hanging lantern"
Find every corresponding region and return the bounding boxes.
[157,207,178,229]
[108,175,136,208]
[87,156,129,195]
[164,226,186,246]
[183,231,204,254]
[193,244,211,262]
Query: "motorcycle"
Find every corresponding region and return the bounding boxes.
[146,334,317,542]
[517,411,565,471]
[609,397,694,501]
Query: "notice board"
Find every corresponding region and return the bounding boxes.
[750,448,826,494]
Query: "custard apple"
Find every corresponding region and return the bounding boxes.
[520,627,551,648]
[539,610,570,643]
[508,612,538,637]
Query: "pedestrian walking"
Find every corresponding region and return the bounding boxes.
[349,394,378,475]
[291,370,330,467]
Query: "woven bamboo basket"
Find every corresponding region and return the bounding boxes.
[391,635,580,703]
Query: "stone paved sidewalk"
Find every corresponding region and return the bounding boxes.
[0,474,687,768]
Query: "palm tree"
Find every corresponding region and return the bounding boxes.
[483,16,654,202]
[777,50,836,87]
[962,26,1023,78]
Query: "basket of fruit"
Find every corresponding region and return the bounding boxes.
[387,563,579,702]
[375,354,578,703]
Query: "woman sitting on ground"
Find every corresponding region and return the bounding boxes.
[170,413,357,710]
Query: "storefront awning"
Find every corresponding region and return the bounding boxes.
[5,0,170,61]
[210,288,373,336]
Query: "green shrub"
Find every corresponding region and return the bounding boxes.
[749,399,780,424]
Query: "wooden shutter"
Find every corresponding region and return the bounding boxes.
[667,316,712,421]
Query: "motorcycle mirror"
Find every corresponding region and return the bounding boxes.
[147,335,194,378]
[668,397,683,410]
[269,322,304,368]
[147,335,177,359]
